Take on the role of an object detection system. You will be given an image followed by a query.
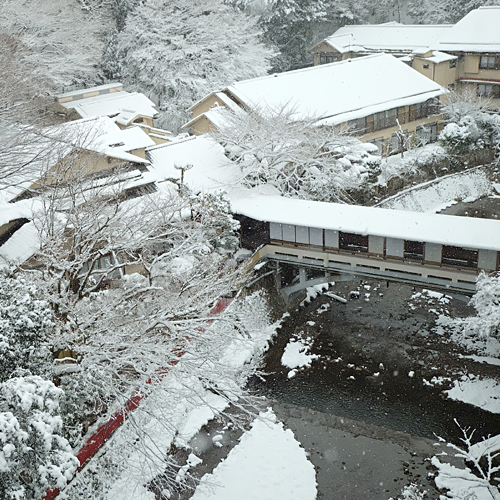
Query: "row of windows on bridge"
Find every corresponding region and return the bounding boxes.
[268,222,498,271]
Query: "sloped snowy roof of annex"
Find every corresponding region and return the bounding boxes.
[224,54,446,126]
[0,222,39,268]
[59,91,157,121]
[144,135,240,193]
[230,194,500,252]
[418,51,457,64]
[438,6,500,53]
[316,23,452,55]
[50,116,152,164]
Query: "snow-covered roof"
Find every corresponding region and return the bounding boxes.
[0,222,39,267]
[419,51,457,64]
[0,197,41,227]
[214,92,242,112]
[144,136,239,193]
[438,6,500,53]
[56,83,123,100]
[49,116,152,164]
[223,54,446,126]
[317,23,452,55]
[59,91,157,121]
[183,106,238,131]
[459,79,500,85]
[229,194,500,251]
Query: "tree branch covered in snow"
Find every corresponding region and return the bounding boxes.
[0,0,108,90]
[211,106,380,202]
[105,0,274,131]
[432,420,500,499]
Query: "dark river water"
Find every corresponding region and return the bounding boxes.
[256,374,500,443]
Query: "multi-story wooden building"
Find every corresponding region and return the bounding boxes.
[184,53,447,154]
[311,6,500,105]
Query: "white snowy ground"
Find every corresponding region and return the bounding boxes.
[190,409,316,500]
[377,148,492,213]
[59,293,317,500]
[410,290,500,499]
[378,143,448,188]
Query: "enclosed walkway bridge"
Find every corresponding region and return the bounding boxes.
[232,195,500,297]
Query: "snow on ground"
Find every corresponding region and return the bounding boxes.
[281,333,319,379]
[378,163,491,213]
[445,374,500,413]
[377,143,447,187]
[300,283,333,307]
[408,289,451,315]
[190,409,317,500]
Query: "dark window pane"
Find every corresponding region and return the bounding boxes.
[339,232,368,253]
[442,245,478,268]
[404,240,424,261]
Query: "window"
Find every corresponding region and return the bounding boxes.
[416,122,438,145]
[391,133,399,153]
[442,246,478,268]
[477,84,494,97]
[339,232,368,253]
[415,98,439,120]
[368,137,384,153]
[373,108,398,131]
[449,59,457,69]
[423,64,430,69]
[320,54,337,65]
[349,117,366,134]
[480,55,496,69]
[404,241,424,261]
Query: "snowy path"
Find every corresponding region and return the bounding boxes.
[190,409,316,500]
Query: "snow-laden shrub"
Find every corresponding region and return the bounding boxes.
[438,272,500,339]
[0,376,78,499]
[439,90,500,156]
[0,276,53,382]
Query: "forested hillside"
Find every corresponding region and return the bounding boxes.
[3,0,499,131]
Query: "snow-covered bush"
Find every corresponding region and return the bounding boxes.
[0,275,53,382]
[0,376,78,500]
[212,107,380,202]
[438,272,500,339]
[439,90,500,156]
[389,483,426,500]
[108,0,274,131]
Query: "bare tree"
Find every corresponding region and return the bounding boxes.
[211,106,380,203]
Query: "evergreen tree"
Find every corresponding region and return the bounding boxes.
[0,376,78,499]
[0,276,53,383]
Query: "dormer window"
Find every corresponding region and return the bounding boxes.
[320,54,337,65]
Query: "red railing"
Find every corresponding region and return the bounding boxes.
[44,297,232,500]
